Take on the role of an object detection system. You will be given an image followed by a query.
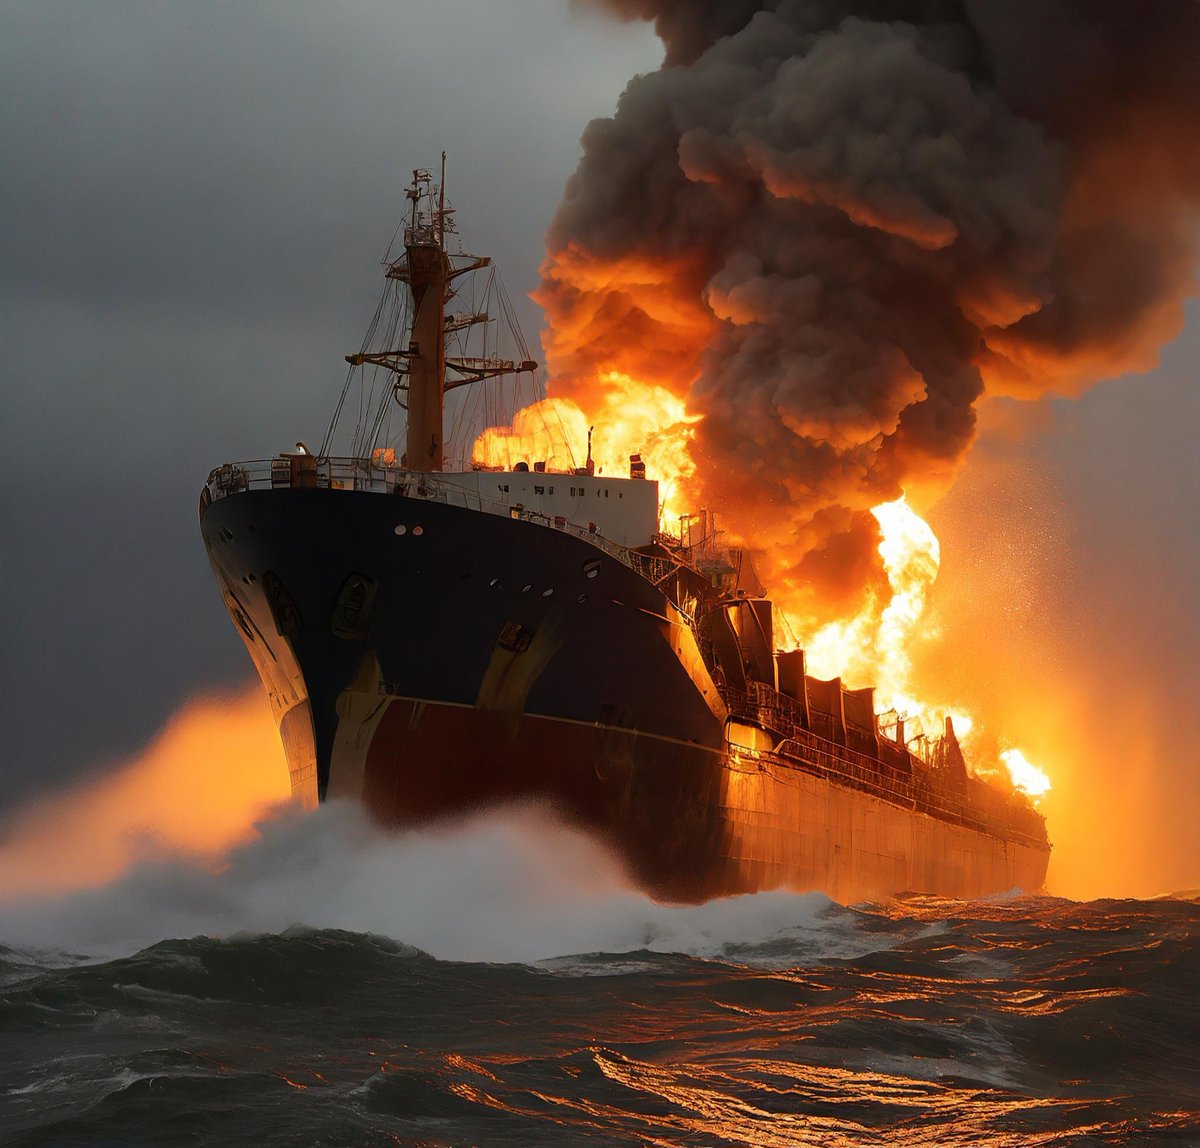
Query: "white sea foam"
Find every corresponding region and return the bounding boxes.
[0,800,908,966]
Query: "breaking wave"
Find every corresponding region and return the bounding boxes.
[0,800,910,967]
[2,802,1197,1145]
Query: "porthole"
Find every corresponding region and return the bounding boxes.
[542,588,554,598]
[394,524,407,536]
[522,584,533,593]
[577,593,589,604]
[583,560,601,579]
[413,525,424,537]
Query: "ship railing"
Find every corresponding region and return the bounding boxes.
[918,786,1046,847]
[776,730,914,805]
[501,507,680,587]
[720,685,1047,848]
[415,474,680,585]
[204,457,681,587]
[722,685,909,793]
[205,457,399,497]
[735,739,1047,848]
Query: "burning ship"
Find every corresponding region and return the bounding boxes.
[200,165,1050,903]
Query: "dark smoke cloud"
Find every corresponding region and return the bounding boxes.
[550,0,1200,621]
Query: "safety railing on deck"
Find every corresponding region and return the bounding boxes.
[720,684,1047,848]
[204,457,681,591]
[206,457,395,497]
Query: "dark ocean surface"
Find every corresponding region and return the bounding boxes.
[1,804,1197,1147]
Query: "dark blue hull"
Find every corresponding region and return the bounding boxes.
[200,484,1051,902]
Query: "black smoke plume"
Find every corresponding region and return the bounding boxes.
[543,0,1200,621]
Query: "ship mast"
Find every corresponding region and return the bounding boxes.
[397,157,450,472]
[342,155,537,470]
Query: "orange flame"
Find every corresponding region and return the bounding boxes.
[999,748,1053,800]
[474,242,715,529]
[783,498,962,743]
[476,202,1062,799]
[801,497,940,708]
[472,357,1054,795]
[795,498,1053,792]
[472,370,700,525]
[535,249,716,405]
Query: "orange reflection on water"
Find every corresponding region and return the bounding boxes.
[440,1044,1074,1147]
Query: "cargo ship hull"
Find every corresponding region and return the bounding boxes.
[201,484,1050,903]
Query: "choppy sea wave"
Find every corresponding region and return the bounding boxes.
[1,805,1197,1146]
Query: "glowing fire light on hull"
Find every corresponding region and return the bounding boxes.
[1000,748,1053,800]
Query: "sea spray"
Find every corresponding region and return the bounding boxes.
[2,800,902,966]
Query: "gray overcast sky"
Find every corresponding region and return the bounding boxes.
[1,2,1196,891]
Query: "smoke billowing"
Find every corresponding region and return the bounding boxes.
[544,0,1200,622]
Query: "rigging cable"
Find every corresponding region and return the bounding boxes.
[320,276,391,457]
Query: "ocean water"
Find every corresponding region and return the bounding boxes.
[1,804,1196,1147]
